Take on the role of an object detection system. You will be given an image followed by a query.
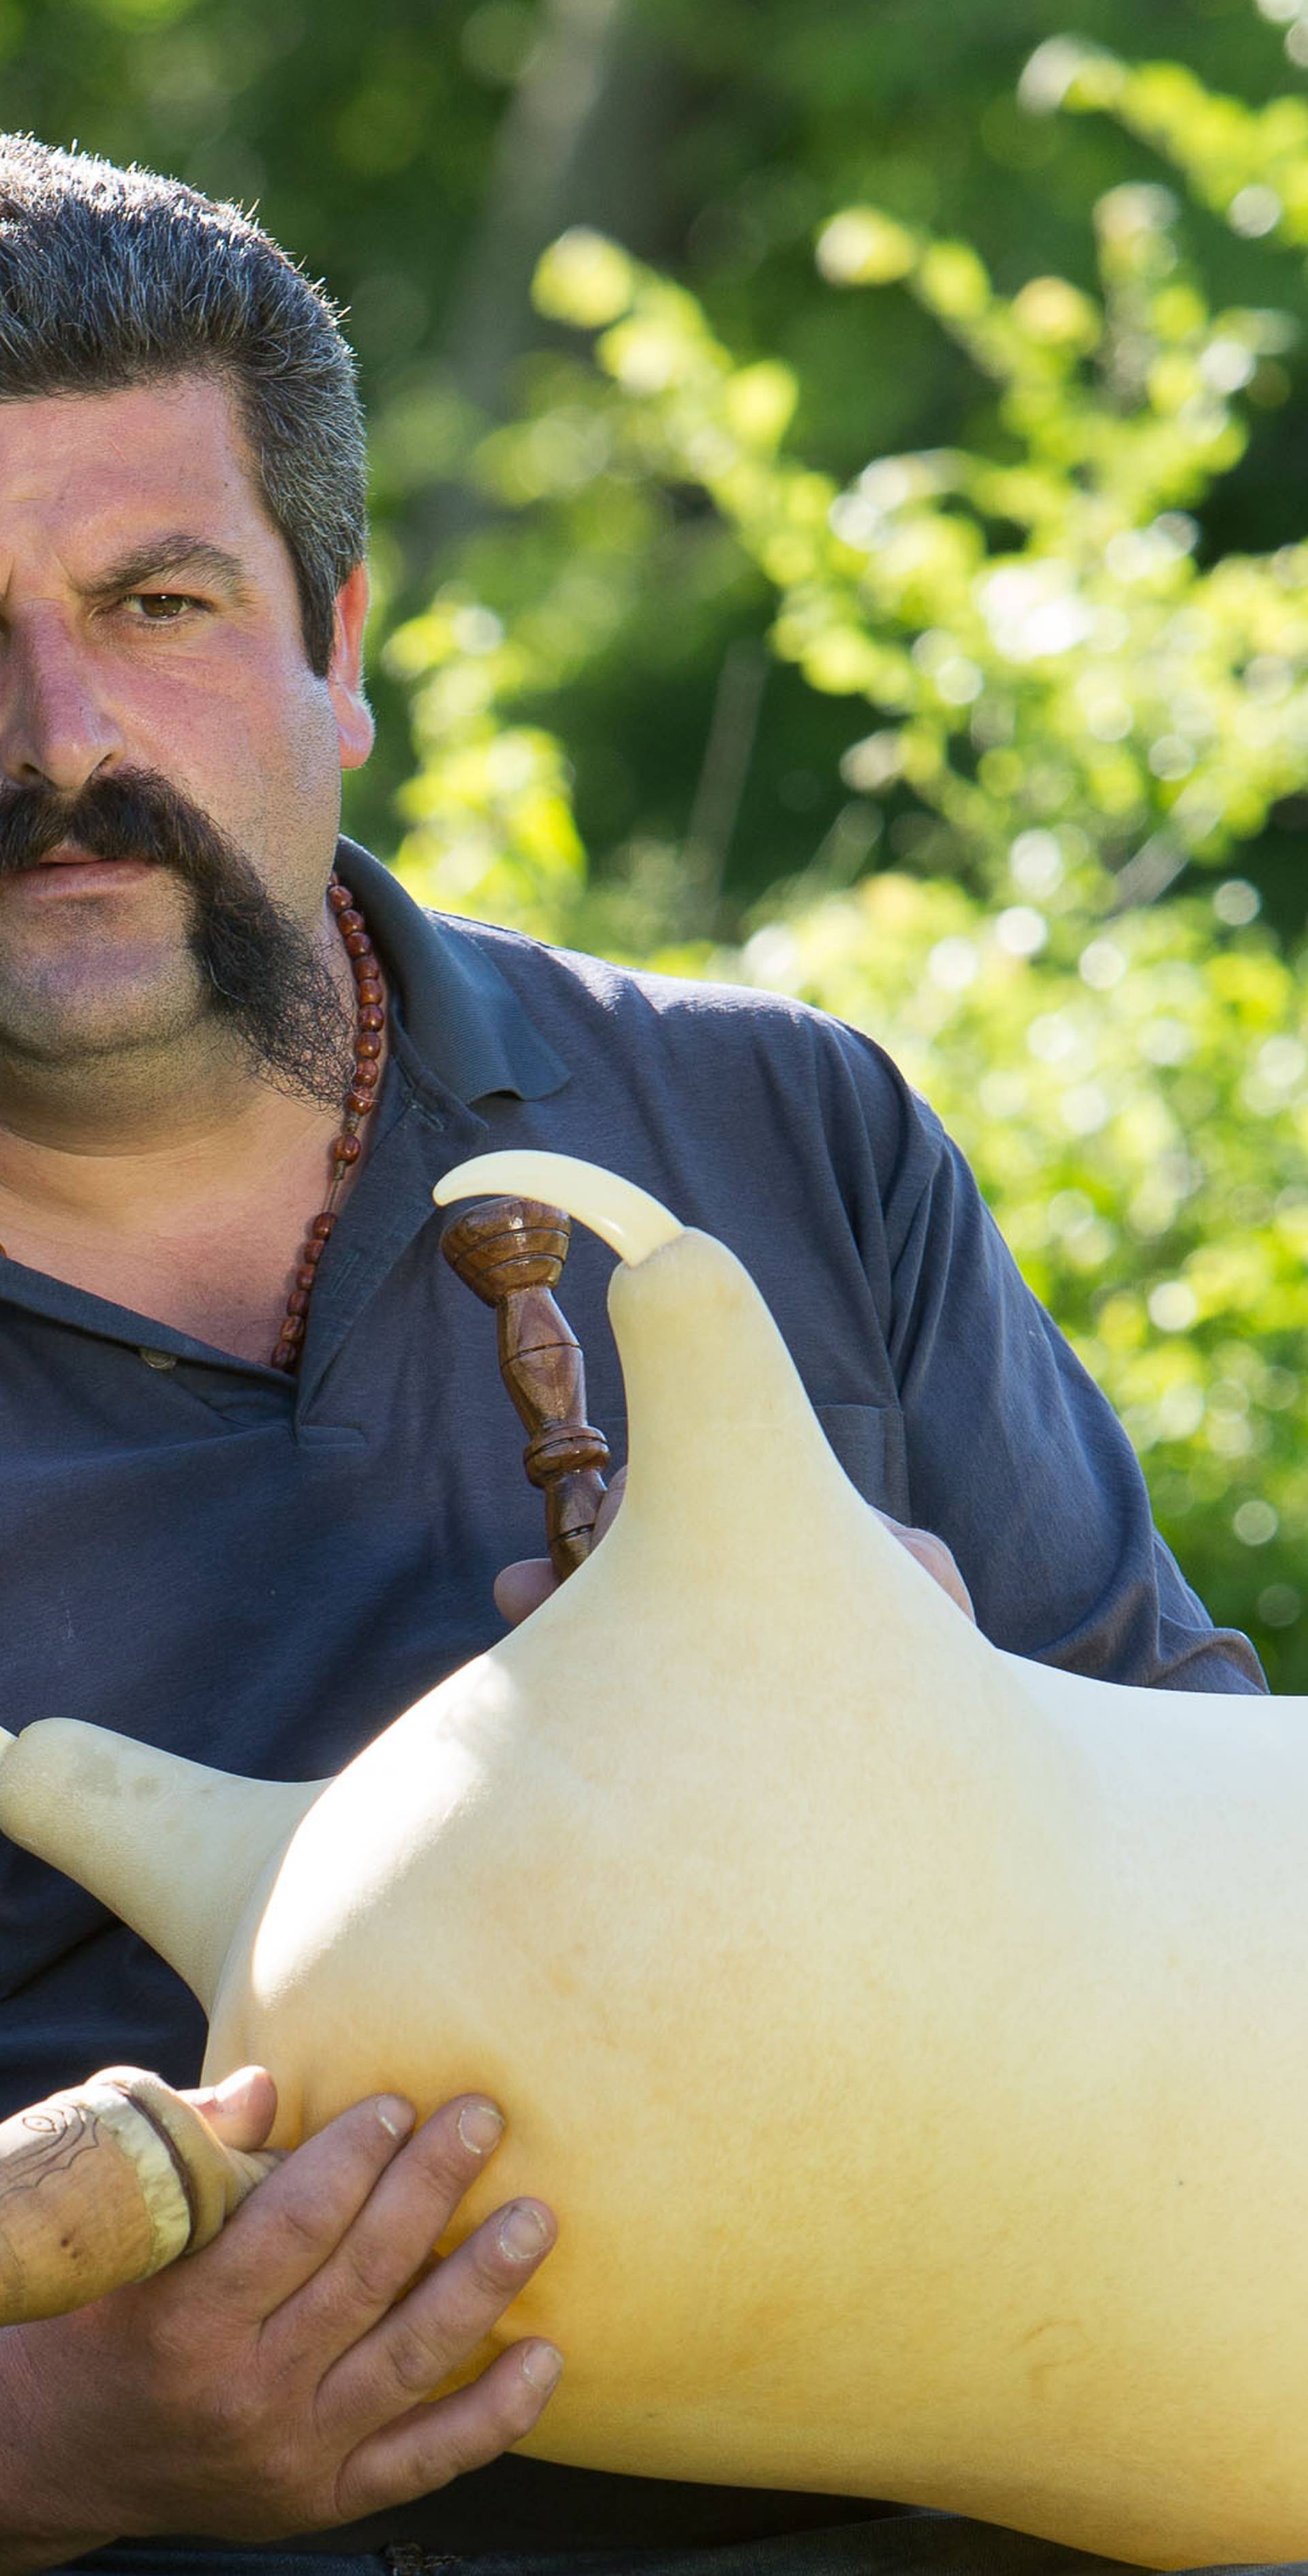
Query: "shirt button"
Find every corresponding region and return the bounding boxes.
[138,1347,177,1370]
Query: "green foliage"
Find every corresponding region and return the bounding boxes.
[468,173,1308,917]
[390,32,1308,1680]
[1025,35,1308,245]
[721,868,1308,1687]
[386,588,587,938]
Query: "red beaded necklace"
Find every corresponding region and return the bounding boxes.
[268,870,386,1373]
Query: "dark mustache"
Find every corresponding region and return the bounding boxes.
[0,769,232,880]
[0,768,356,1111]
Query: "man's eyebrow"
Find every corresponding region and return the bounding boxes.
[78,536,251,600]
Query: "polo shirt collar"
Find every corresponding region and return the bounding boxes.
[337,839,570,1107]
[0,844,572,1394]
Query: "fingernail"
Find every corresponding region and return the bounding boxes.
[520,2341,563,2391]
[457,2099,505,2156]
[212,2065,260,2103]
[377,2096,416,2141]
[499,2201,550,2262]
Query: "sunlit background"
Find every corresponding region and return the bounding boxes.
[14,0,1308,1676]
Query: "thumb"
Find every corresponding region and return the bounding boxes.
[184,2064,279,2152]
[495,1557,561,1625]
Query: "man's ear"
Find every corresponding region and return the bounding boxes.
[329,562,374,771]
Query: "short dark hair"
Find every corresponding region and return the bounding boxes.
[0,136,366,675]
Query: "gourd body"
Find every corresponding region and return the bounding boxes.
[197,1233,1308,2570]
[3,1201,1306,2568]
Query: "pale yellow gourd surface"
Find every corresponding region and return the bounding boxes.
[0,1149,1305,2569]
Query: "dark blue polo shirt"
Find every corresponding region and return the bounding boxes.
[0,841,1262,2558]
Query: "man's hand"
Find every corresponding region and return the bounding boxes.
[867,1505,976,1621]
[0,2074,559,2573]
[495,1465,976,1625]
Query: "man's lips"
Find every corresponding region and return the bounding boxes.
[37,844,134,866]
[3,849,157,893]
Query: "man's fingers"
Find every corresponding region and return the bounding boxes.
[205,2094,418,2320]
[591,1465,626,1539]
[42,2094,552,2543]
[494,1557,559,1624]
[498,1480,975,1631]
[873,1507,976,1623]
[334,2338,563,2522]
[322,2190,555,2442]
[283,2096,510,2370]
[900,1529,975,1621]
[333,2192,555,2430]
[495,1465,628,1627]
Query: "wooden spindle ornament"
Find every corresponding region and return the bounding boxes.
[0,2066,278,2325]
[441,1197,609,1579]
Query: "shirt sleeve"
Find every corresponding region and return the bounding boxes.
[879,1090,1266,1696]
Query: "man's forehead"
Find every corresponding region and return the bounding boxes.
[0,375,262,527]
[0,376,274,564]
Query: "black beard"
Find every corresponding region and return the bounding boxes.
[0,769,354,1110]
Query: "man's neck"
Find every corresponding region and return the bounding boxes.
[0,1037,371,1362]
[0,1010,282,1137]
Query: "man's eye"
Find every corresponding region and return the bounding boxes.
[126,592,199,622]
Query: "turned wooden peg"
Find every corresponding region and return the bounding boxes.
[442,1195,609,1579]
[0,2065,279,2325]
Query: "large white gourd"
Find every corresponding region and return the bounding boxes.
[0,1149,1304,2568]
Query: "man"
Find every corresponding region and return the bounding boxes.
[0,138,1265,2576]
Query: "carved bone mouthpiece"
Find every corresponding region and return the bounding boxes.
[0,2066,277,2325]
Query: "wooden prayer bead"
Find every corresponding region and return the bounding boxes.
[266,875,387,1375]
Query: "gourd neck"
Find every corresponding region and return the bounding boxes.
[0,1721,323,2013]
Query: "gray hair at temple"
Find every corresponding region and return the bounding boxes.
[0,135,366,676]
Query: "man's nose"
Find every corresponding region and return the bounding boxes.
[0,615,125,793]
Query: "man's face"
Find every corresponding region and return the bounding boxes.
[0,374,373,1100]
